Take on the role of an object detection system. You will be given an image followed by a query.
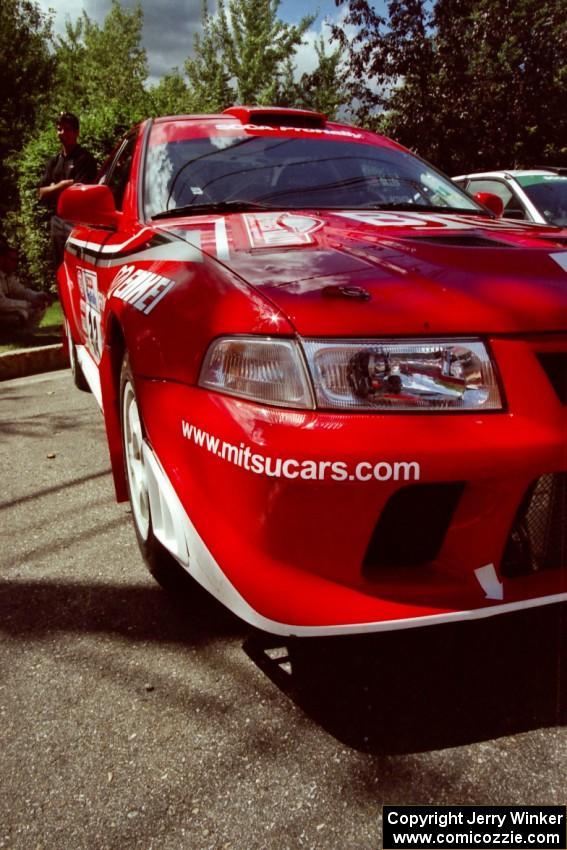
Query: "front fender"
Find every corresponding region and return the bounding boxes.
[99,313,128,501]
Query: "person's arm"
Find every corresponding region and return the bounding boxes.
[38,179,74,203]
[38,155,74,205]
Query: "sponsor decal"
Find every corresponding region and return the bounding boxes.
[474,563,504,600]
[550,252,567,273]
[77,267,100,309]
[214,217,230,260]
[111,265,176,314]
[66,231,203,266]
[243,212,323,248]
[336,211,474,230]
[77,267,103,361]
[217,123,363,139]
[181,419,420,483]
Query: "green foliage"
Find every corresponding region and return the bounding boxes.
[54,1,149,115]
[334,0,567,172]
[294,37,344,118]
[40,300,64,329]
[6,128,59,290]
[0,0,55,218]
[44,0,150,155]
[184,1,234,113]
[148,70,192,116]
[218,0,315,104]
[9,0,152,290]
[51,19,87,111]
[184,0,316,110]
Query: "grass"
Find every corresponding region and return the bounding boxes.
[41,301,64,329]
[0,300,64,354]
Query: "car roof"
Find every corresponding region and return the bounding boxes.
[147,107,400,149]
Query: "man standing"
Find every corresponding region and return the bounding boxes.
[38,112,98,269]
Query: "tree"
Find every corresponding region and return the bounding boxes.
[184,1,234,113]
[51,18,87,111]
[334,0,567,171]
[457,0,567,167]
[330,0,391,121]
[74,1,148,113]
[53,0,150,143]
[0,0,55,219]
[10,0,152,289]
[149,70,192,116]
[294,37,344,118]
[184,0,316,110]
[217,0,315,103]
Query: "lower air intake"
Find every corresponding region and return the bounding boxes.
[537,352,567,404]
[363,481,465,572]
[501,473,567,577]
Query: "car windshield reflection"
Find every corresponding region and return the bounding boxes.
[144,135,480,218]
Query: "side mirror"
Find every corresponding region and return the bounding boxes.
[58,184,120,229]
[473,191,504,218]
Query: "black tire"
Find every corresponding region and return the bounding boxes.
[65,321,90,393]
[120,353,186,591]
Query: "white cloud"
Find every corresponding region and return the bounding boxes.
[37,0,202,85]
[293,19,335,78]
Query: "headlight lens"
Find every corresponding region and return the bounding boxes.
[200,336,502,411]
[301,338,502,411]
[199,337,314,408]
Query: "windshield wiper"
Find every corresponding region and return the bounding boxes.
[151,200,275,220]
[359,202,491,215]
[152,200,492,220]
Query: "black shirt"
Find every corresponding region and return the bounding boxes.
[39,144,98,210]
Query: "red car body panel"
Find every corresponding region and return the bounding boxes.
[57,112,567,635]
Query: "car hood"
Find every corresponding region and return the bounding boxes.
[158,210,567,336]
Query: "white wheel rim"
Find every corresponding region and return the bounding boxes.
[123,381,150,540]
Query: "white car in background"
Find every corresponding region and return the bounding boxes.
[453,168,567,227]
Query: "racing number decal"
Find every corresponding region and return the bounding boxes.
[77,267,103,362]
[85,304,102,360]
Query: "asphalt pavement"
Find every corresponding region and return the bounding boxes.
[0,370,566,850]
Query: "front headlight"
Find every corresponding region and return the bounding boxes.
[301,338,503,411]
[199,336,502,411]
[199,336,314,408]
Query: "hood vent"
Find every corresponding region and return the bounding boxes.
[403,235,515,248]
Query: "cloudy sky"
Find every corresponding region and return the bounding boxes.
[36,0,352,85]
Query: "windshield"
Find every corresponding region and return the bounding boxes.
[144,133,481,218]
[517,175,567,227]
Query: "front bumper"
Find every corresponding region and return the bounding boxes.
[136,335,567,634]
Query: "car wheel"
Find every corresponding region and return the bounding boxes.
[120,353,186,591]
[65,320,90,392]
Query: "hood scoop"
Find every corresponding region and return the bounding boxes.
[402,235,516,248]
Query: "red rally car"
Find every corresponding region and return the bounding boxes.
[57,106,567,636]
